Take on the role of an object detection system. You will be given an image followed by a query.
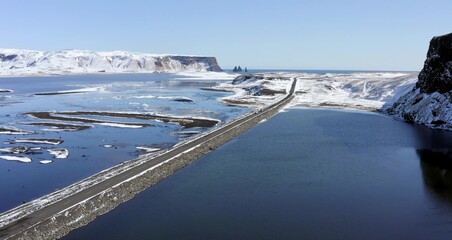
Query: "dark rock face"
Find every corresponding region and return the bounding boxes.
[385,33,452,130]
[0,54,18,61]
[416,33,452,93]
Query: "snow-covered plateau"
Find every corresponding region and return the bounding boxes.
[0,49,222,76]
[216,72,418,111]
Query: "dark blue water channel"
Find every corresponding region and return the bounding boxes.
[0,73,248,212]
[65,108,452,240]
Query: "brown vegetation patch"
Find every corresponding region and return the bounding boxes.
[28,111,219,128]
[261,88,286,96]
[34,91,86,96]
[200,87,234,93]
[222,99,256,107]
[23,122,91,131]
[27,112,151,128]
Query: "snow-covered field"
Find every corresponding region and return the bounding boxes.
[215,72,418,111]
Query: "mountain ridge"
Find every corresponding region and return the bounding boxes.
[0,49,222,76]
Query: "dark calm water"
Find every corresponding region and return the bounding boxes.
[0,73,248,212]
[65,108,452,240]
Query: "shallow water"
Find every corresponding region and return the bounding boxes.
[0,74,247,212]
[65,108,452,240]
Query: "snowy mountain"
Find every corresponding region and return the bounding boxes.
[0,49,222,76]
[386,33,452,130]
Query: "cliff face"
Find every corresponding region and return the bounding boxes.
[386,33,452,130]
[416,33,452,93]
[0,49,223,76]
[167,56,222,72]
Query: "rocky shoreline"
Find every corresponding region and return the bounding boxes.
[386,33,452,130]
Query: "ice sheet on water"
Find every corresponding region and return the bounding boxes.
[15,139,63,145]
[39,160,53,164]
[0,155,32,163]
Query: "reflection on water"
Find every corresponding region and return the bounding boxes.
[65,108,452,240]
[413,119,452,205]
[418,149,452,202]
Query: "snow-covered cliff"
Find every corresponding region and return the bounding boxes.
[386,33,452,130]
[0,49,222,76]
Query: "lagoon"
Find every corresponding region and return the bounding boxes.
[0,73,247,212]
[65,108,452,239]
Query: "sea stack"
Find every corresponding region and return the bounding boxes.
[387,32,452,130]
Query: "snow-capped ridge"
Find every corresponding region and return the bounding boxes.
[0,49,222,76]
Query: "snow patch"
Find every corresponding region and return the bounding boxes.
[0,147,28,154]
[47,149,69,159]
[97,122,144,128]
[0,126,33,135]
[386,89,452,130]
[15,139,63,145]
[136,147,160,152]
[0,155,32,163]
[39,160,53,164]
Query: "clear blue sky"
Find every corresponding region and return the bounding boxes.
[2,0,451,71]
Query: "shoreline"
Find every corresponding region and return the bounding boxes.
[0,70,418,79]
[0,70,235,80]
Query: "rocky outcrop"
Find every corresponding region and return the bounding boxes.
[168,56,222,72]
[0,49,223,76]
[416,33,452,93]
[387,33,452,130]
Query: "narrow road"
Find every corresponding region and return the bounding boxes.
[0,78,297,239]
